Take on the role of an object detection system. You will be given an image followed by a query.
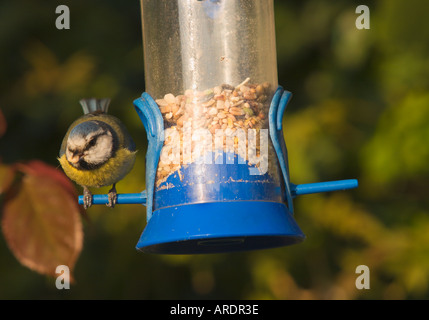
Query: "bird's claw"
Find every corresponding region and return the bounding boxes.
[83,187,93,209]
[107,184,117,208]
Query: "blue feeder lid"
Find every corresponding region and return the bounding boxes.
[136,201,305,254]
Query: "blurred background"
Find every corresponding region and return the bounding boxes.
[1,0,429,299]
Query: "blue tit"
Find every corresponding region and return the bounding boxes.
[58,98,137,209]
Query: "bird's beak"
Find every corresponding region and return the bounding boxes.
[68,153,81,164]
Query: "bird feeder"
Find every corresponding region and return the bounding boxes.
[79,0,357,254]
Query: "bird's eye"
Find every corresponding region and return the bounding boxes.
[87,138,97,148]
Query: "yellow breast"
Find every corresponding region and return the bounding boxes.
[58,148,137,188]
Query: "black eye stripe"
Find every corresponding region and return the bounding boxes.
[85,132,106,148]
[87,137,97,147]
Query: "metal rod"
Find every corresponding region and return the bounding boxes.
[78,192,147,206]
[291,179,358,197]
[78,179,358,206]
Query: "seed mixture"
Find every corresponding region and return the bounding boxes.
[154,78,276,185]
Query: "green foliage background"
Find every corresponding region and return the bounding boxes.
[1,0,428,299]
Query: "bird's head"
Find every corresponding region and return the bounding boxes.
[65,120,117,170]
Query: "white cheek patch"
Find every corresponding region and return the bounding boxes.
[83,133,113,165]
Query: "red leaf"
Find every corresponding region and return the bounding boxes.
[15,160,78,201]
[1,171,83,279]
[15,160,86,218]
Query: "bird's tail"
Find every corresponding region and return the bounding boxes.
[79,98,111,114]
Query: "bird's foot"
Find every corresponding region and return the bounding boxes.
[107,184,117,208]
[83,186,93,209]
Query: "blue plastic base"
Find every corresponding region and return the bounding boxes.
[136,201,305,254]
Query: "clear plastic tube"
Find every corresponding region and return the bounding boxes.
[140,0,283,208]
[141,0,278,97]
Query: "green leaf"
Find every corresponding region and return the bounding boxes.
[362,93,429,184]
[1,167,83,279]
[0,164,15,195]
